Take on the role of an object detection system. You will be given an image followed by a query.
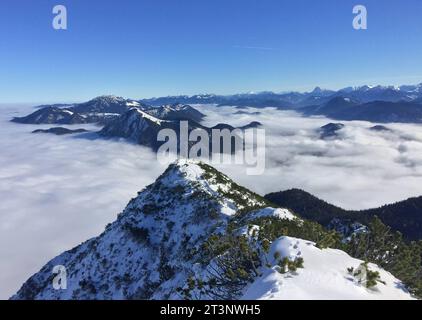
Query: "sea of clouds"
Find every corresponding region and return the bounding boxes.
[201,105,422,209]
[1,103,422,299]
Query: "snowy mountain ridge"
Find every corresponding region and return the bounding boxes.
[98,107,260,152]
[11,161,415,300]
[11,95,205,126]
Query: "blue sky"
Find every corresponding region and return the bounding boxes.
[1,0,422,103]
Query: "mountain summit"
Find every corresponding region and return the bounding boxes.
[12,161,414,300]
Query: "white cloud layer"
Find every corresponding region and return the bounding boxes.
[0,105,166,299]
[199,105,422,211]
[1,104,422,299]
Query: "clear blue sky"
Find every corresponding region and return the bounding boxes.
[1,0,422,103]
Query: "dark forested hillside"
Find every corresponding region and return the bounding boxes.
[265,189,422,241]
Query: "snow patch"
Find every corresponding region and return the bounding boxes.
[242,237,414,300]
[245,207,296,221]
[132,108,163,125]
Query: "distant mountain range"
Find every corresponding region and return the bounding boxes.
[141,84,422,123]
[11,96,207,126]
[265,189,422,241]
[11,83,422,125]
[303,98,422,123]
[141,84,422,106]
[11,96,148,125]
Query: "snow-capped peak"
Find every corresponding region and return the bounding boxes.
[11,163,415,301]
[311,86,324,94]
[11,162,272,300]
[90,95,126,103]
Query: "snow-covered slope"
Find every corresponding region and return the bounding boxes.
[98,108,164,148]
[98,108,202,151]
[11,161,414,300]
[11,106,87,125]
[11,161,268,300]
[11,96,204,126]
[242,237,413,300]
[98,107,256,152]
